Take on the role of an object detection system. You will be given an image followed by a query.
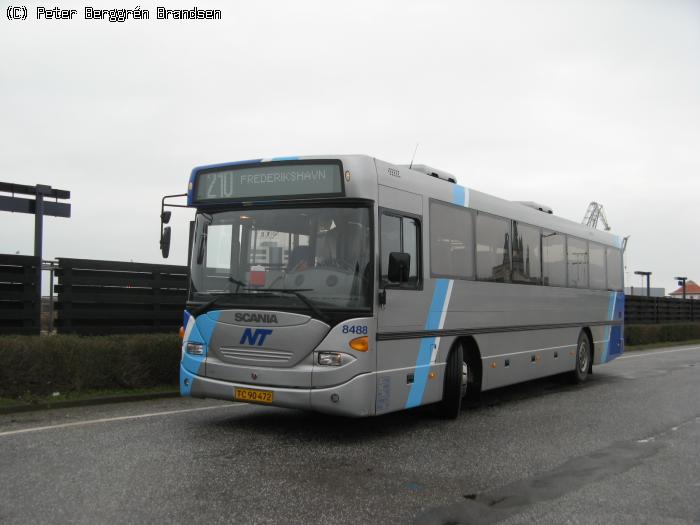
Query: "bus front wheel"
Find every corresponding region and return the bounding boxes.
[570,331,591,384]
[437,344,465,419]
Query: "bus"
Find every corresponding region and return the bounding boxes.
[160,155,624,418]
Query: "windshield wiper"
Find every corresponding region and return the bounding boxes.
[228,276,247,291]
[191,277,249,316]
[252,288,329,325]
[190,287,329,324]
[191,292,242,317]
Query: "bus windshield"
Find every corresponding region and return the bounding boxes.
[189,206,373,316]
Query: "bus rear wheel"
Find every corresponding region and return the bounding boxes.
[570,331,591,384]
[437,344,466,419]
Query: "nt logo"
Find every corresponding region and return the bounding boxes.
[240,328,273,346]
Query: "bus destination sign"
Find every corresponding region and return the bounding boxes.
[194,162,343,202]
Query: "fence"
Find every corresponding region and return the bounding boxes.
[625,295,696,324]
[55,258,188,335]
[1,251,698,334]
[0,254,40,335]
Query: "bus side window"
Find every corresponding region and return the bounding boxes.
[511,222,541,284]
[402,217,419,284]
[567,236,589,288]
[380,212,420,288]
[429,201,474,280]
[542,231,566,287]
[606,247,623,291]
[589,242,606,290]
[476,213,511,283]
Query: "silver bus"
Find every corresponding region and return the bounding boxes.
[161,155,624,418]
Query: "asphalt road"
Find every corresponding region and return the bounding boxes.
[1,344,699,524]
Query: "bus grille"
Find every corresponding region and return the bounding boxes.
[218,347,293,363]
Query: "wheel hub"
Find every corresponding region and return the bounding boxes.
[461,361,469,396]
[579,342,588,372]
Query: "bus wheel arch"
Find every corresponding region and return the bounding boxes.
[458,336,482,400]
[437,342,464,418]
[582,326,594,373]
[571,329,592,383]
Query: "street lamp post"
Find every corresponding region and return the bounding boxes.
[634,271,652,297]
[675,276,688,300]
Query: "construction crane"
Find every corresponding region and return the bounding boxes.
[582,202,611,231]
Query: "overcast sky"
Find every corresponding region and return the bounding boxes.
[1,0,698,293]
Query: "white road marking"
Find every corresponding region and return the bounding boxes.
[618,346,700,360]
[0,403,246,438]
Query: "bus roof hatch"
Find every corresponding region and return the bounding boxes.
[402,164,457,184]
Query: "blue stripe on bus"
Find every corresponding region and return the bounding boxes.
[270,156,299,161]
[406,279,450,408]
[187,160,263,205]
[179,365,197,396]
[187,170,197,206]
[180,311,221,396]
[607,293,625,360]
[601,293,616,362]
[404,184,468,408]
[601,292,625,363]
[453,185,466,207]
[195,159,263,170]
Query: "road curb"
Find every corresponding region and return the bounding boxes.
[0,391,180,415]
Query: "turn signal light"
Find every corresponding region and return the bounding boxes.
[179,326,185,339]
[349,336,369,352]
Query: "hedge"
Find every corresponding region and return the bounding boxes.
[624,322,700,346]
[2,324,697,400]
[0,334,180,399]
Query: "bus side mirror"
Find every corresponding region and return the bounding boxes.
[388,252,410,283]
[160,226,171,258]
[161,211,172,224]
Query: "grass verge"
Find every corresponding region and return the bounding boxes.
[0,385,178,413]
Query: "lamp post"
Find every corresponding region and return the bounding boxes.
[675,276,687,300]
[634,271,652,297]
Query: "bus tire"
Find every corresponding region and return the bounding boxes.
[438,344,464,419]
[462,340,482,403]
[570,331,591,384]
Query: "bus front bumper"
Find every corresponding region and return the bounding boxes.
[181,365,376,417]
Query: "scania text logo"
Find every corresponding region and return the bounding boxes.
[235,312,278,324]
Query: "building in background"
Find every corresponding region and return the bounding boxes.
[668,280,700,300]
[625,286,666,297]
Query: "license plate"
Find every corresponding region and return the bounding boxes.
[234,387,273,404]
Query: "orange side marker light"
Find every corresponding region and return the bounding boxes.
[349,336,369,352]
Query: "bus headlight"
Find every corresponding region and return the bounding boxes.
[318,352,343,366]
[186,342,204,356]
